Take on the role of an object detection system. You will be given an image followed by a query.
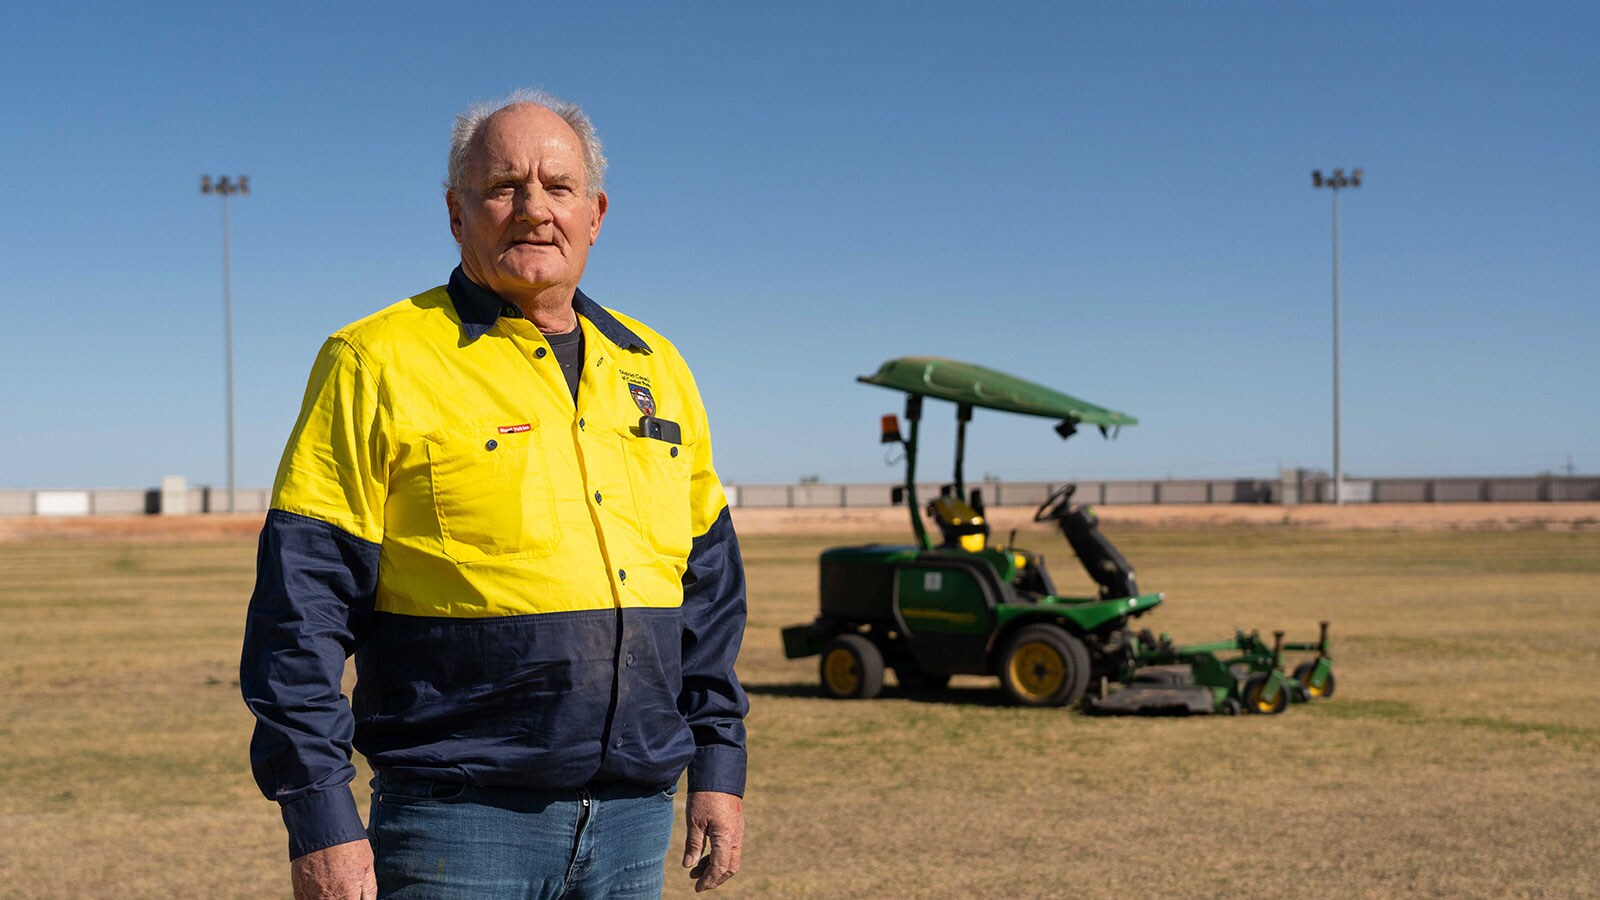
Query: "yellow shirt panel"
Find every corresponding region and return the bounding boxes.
[271,286,725,619]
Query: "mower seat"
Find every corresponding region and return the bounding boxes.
[928,495,989,552]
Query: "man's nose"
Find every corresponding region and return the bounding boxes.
[513,187,552,224]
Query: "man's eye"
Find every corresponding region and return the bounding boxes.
[547,185,573,195]
[487,185,515,197]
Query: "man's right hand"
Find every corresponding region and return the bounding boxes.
[290,839,377,900]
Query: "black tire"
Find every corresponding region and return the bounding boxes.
[997,624,1091,708]
[819,634,884,699]
[894,667,951,692]
[1291,660,1337,699]
[1241,674,1290,715]
[1220,697,1242,716]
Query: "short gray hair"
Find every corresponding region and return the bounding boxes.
[445,88,607,196]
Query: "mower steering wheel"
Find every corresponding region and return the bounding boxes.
[1033,484,1078,522]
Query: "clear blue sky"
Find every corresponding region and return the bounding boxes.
[2,1,1595,489]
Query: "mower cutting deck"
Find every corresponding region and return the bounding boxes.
[1087,622,1336,715]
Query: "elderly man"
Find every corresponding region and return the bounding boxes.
[241,90,748,899]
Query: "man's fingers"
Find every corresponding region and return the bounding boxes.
[694,828,741,892]
[682,819,707,868]
[361,864,378,900]
[339,869,368,900]
[684,791,743,891]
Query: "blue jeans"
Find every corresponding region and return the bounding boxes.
[368,772,676,899]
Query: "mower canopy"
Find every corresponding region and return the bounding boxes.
[858,356,1138,428]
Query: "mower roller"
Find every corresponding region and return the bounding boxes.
[779,356,1336,715]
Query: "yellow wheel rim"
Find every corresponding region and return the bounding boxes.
[1008,641,1066,701]
[1298,666,1331,698]
[824,649,859,695]
[1250,682,1279,713]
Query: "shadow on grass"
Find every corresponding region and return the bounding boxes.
[742,681,1012,707]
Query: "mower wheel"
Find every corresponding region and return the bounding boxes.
[820,634,884,700]
[998,625,1091,708]
[1219,697,1242,716]
[1241,674,1289,715]
[894,667,951,692]
[1292,661,1337,699]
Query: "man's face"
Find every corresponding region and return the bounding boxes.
[448,104,607,301]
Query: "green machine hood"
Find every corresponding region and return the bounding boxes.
[858,356,1137,427]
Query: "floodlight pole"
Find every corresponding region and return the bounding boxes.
[1312,167,1361,504]
[200,175,249,513]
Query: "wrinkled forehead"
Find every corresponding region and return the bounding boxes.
[468,105,587,181]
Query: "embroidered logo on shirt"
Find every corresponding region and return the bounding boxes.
[497,423,532,434]
[629,384,657,417]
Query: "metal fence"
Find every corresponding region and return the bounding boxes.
[3,476,1596,517]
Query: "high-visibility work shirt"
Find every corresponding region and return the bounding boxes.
[240,269,749,860]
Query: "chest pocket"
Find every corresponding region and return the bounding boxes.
[425,423,561,562]
[620,433,694,559]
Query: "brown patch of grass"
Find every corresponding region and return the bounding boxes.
[1,527,1598,897]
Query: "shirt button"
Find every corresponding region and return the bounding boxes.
[534,347,547,359]
[485,439,498,451]
[625,653,635,667]
[578,418,585,430]
[594,490,603,504]
[618,569,627,582]
[670,446,678,458]
[614,737,623,748]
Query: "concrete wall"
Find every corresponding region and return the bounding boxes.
[1,476,1597,516]
[0,486,271,516]
[1553,479,1600,501]
[1374,479,1429,503]
[0,491,32,516]
[90,489,153,515]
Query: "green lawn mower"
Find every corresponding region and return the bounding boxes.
[779,356,1335,715]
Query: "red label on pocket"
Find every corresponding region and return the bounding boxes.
[497,423,531,434]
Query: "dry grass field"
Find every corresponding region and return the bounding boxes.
[1,508,1597,898]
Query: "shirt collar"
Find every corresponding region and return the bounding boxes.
[445,266,651,353]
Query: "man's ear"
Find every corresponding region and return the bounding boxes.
[446,190,463,243]
[589,191,608,246]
